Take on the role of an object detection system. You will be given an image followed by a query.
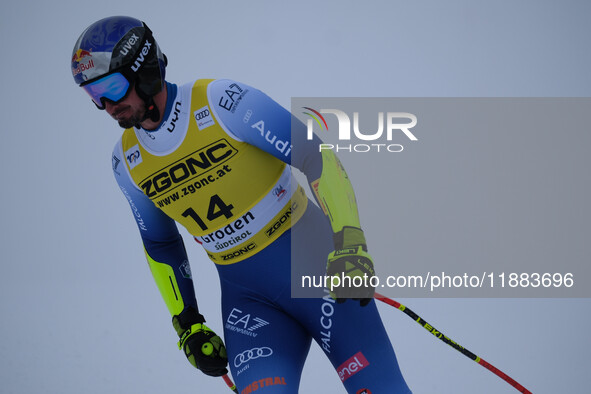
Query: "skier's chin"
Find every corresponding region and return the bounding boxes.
[116,110,145,129]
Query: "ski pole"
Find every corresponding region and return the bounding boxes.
[222,373,238,393]
[374,292,532,394]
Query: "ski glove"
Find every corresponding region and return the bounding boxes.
[327,227,376,306]
[172,307,228,377]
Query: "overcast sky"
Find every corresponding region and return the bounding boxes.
[1,1,590,393]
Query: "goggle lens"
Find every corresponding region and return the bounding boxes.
[82,73,131,109]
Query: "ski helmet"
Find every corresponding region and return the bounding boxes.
[71,16,167,115]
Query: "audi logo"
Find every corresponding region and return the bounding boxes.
[242,109,253,123]
[195,109,210,121]
[234,347,273,367]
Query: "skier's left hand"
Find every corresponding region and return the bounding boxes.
[327,227,376,306]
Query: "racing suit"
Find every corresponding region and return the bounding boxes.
[111,78,411,393]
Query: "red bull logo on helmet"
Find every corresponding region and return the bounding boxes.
[72,49,92,63]
[71,49,95,77]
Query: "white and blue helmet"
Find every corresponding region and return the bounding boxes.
[72,16,167,111]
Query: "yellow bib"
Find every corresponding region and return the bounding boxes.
[121,79,307,263]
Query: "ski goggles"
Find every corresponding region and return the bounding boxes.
[81,72,132,109]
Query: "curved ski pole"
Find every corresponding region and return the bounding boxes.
[222,373,238,393]
[374,292,531,394]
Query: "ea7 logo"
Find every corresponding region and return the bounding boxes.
[225,308,269,337]
[124,144,142,170]
[304,108,418,141]
[218,83,245,112]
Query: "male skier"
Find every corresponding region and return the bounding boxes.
[71,16,411,393]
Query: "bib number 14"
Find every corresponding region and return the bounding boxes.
[181,194,234,231]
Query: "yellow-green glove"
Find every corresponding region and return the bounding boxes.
[172,307,228,377]
[327,227,376,306]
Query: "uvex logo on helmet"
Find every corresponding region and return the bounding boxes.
[119,33,140,56]
[131,39,153,72]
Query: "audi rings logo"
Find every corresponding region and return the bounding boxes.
[234,347,273,367]
[194,105,215,131]
[195,108,210,121]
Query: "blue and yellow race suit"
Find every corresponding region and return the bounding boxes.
[111,78,411,393]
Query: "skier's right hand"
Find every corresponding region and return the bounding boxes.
[172,307,228,377]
